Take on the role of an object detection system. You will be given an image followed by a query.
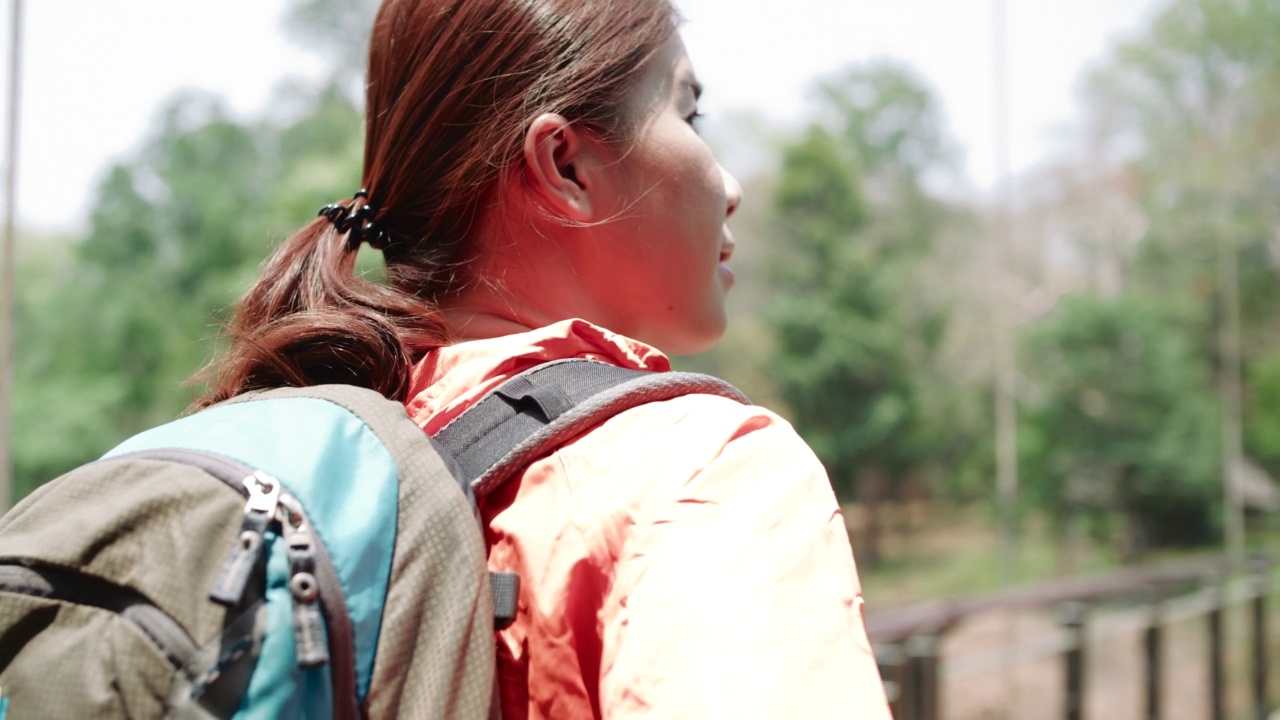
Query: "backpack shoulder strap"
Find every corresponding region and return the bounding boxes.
[432,358,750,498]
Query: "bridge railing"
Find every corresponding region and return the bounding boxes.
[867,554,1275,720]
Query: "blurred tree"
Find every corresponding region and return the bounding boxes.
[11,84,363,501]
[1020,295,1221,558]
[11,0,375,503]
[11,231,127,499]
[282,0,380,88]
[1059,0,1280,547]
[1244,352,1280,476]
[765,61,964,563]
[1084,0,1280,373]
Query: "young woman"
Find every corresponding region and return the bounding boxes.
[199,0,890,716]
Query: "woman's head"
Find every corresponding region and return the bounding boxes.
[469,34,743,354]
[198,0,735,405]
[362,0,679,299]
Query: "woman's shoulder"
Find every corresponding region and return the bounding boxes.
[594,389,795,450]
[554,389,834,512]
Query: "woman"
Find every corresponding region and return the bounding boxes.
[199,0,889,716]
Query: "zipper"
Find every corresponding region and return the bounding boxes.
[278,492,329,667]
[106,449,361,720]
[210,470,281,606]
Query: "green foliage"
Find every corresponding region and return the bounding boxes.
[813,61,951,183]
[1028,0,1280,552]
[9,0,374,504]
[1020,295,1222,552]
[12,234,121,499]
[1245,352,1280,475]
[11,84,363,502]
[765,62,959,502]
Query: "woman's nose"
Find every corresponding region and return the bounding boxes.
[721,165,743,219]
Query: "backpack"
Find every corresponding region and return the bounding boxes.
[0,358,747,719]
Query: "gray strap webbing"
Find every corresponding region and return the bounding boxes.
[431,359,750,499]
[0,563,199,671]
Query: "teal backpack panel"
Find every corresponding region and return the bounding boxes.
[104,396,401,710]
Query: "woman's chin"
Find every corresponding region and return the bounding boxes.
[656,313,729,357]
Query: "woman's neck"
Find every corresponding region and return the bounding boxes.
[439,208,619,342]
[438,306,541,342]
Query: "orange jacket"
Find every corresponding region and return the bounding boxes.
[406,319,890,719]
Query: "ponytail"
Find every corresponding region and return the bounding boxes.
[191,213,448,409]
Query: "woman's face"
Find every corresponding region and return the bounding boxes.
[584,36,743,355]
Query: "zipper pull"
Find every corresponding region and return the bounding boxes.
[210,471,281,606]
[279,494,329,668]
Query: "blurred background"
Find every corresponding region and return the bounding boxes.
[3,0,1280,717]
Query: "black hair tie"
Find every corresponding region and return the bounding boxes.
[318,189,390,251]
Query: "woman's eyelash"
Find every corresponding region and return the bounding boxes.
[686,110,705,129]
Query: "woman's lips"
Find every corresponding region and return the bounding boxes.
[720,228,736,263]
[719,229,736,288]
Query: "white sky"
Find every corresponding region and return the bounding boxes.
[4,0,1159,233]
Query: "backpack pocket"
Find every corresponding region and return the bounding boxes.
[0,589,174,719]
[0,560,268,720]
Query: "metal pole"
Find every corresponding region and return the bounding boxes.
[875,644,909,720]
[990,0,1018,590]
[0,0,25,513]
[905,634,941,720]
[1252,559,1269,720]
[991,5,1021,715]
[1208,585,1226,720]
[1144,596,1163,720]
[1059,601,1087,720]
[1218,219,1245,564]
[1211,94,1246,565]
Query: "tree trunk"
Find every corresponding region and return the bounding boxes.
[856,465,888,567]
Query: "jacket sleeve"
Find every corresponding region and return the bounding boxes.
[589,396,891,719]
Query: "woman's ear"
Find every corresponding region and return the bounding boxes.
[523,113,612,223]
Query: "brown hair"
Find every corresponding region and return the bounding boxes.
[194,0,677,408]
